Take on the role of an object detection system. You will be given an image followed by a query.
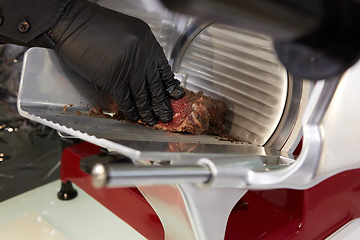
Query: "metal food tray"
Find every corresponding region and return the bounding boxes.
[18,48,282,162]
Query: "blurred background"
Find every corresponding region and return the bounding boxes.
[0,44,62,202]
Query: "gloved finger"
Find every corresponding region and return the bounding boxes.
[169,85,185,100]
[157,46,185,100]
[112,86,139,122]
[129,72,158,126]
[147,61,173,123]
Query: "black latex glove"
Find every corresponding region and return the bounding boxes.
[48,0,184,125]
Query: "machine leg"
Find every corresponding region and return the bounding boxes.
[57,181,78,200]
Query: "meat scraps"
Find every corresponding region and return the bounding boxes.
[88,106,103,116]
[154,89,227,135]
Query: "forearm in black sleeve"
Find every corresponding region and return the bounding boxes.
[0,0,70,48]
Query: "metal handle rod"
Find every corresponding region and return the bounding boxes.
[92,163,211,188]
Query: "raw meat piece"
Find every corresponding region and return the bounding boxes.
[89,88,228,135]
[154,89,227,135]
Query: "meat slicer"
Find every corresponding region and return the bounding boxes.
[16,0,360,239]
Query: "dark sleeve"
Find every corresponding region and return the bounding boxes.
[0,0,70,48]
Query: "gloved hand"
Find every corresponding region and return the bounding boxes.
[47,0,184,125]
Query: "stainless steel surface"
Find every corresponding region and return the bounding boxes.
[18,48,284,162]
[264,74,304,149]
[93,164,211,187]
[170,20,213,71]
[138,185,247,240]
[281,78,313,153]
[174,23,292,146]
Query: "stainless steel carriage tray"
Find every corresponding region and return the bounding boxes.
[17,48,286,163]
